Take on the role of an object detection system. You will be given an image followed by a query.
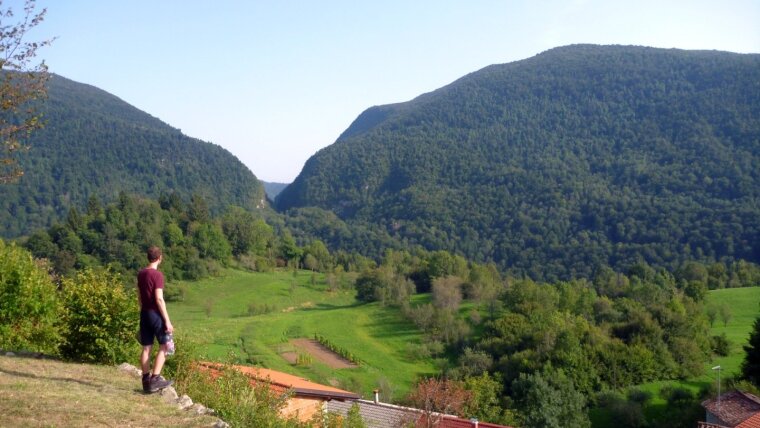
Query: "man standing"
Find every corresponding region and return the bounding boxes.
[137,246,174,393]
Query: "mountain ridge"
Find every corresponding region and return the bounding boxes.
[276,44,760,280]
[0,74,266,237]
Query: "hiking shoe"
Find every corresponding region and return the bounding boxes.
[149,375,173,392]
[142,374,151,393]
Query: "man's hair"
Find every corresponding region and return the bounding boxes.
[147,246,162,263]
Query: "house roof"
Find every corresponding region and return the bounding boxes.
[327,398,512,428]
[737,413,760,428]
[198,362,360,401]
[702,390,760,427]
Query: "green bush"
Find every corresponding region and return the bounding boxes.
[58,268,139,364]
[174,359,299,427]
[711,333,731,356]
[0,239,61,354]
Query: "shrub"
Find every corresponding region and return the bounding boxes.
[58,268,139,364]
[175,361,297,427]
[0,240,61,354]
[163,282,187,302]
[711,333,731,356]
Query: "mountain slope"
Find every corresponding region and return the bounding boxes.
[276,45,760,280]
[0,74,266,237]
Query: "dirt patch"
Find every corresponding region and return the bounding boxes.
[280,351,298,364]
[290,338,357,369]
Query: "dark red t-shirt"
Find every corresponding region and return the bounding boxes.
[137,268,165,312]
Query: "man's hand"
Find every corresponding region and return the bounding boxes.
[165,322,174,334]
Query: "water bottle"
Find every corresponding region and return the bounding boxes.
[165,332,175,356]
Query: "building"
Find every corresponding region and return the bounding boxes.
[699,390,760,428]
[327,390,512,428]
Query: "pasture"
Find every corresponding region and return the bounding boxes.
[168,268,436,401]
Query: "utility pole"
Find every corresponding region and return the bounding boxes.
[712,365,722,412]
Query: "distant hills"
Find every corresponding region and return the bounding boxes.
[262,181,290,201]
[0,74,266,238]
[276,45,760,280]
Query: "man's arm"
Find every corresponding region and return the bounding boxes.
[154,288,174,333]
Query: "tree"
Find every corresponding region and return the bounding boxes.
[406,377,471,428]
[511,367,590,428]
[432,276,463,311]
[742,317,760,386]
[0,238,60,353]
[719,303,733,327]
[1,0,52,183]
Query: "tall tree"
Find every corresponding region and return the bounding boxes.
[742,317,760,386]
[512,367,590,428]
[1,0,52,183]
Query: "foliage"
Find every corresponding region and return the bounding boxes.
[0,0,52,183]
[314,333,361,365]
[277,45,760,281]
[0,73,266,237]
[21,192,286,282]
[405,377,471,428]
[174,361,299,428]
[57,268,139,364]
[711,333,731,357]
[742,317,760,386]
[511,367,590,428]
[461,372,516,426]
[0,238,59,353]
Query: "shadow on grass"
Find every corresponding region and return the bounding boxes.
[0,367,103,388]
[301,301,366,311]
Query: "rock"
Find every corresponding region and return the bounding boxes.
[177,394,194,410]
[117,362,142,377]
[188,403,209,415]
[160,386,179,403]
[212,419,230,428]
[5,352,15,357]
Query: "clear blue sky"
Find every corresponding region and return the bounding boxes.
[15,0,760,182]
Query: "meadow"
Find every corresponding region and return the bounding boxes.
[169,268,437,401]
[168,268,760,422]
[591,286,760,426]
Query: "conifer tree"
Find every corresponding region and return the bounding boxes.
[742,317,760,385]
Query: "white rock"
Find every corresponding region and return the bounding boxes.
[160,386,179,403]
[213,419,230,428]
[177,394,194,410]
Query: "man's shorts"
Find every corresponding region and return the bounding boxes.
[139,310,168,346]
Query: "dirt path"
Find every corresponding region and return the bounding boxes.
[289,338,357,369]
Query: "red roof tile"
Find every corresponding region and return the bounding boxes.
[198,361,359,400]
[737,413,760,428]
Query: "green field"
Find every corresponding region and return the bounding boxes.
[168,268,436,401]
[591,286,760,426]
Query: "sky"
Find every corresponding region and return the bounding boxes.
[13,0,760,182]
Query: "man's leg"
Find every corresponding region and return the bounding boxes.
[140,345,152,374]
[152,343,167,376]
[148,343,173,391]
[140,345,152,392]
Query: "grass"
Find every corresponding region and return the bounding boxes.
[169,268,437,401]
[590,286,760,427]
[0,355,220,427]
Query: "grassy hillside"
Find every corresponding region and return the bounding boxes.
[0,355,220,427]
[169,269,436,401]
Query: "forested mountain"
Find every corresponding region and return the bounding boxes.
[0,74,266,237]
[276,45,760,280]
